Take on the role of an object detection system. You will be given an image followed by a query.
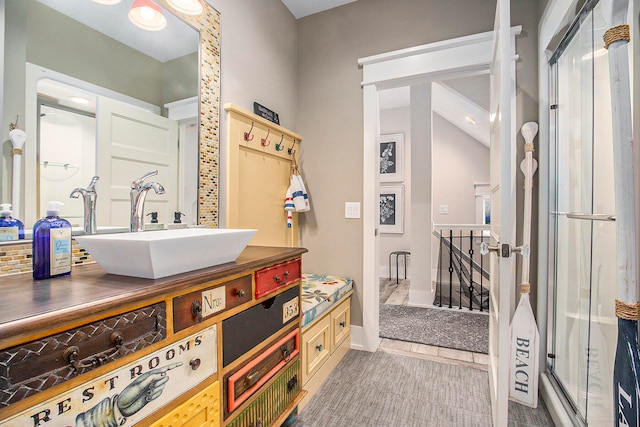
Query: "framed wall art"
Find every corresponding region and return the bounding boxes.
[379,133,404,182]
[379,185,403,234]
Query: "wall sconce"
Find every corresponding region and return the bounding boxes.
[128,0,167,31]
[166,0,204,16]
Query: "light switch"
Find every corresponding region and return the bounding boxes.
[345,202,361,219]
[439,205,449,214]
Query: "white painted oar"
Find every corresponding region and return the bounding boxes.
[9,126,26,219]
[602,0,640,425]
[508,121,539,408]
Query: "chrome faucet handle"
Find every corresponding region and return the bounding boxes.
[132,170,158,189]
[70,176,100,198]
[87,176,99,192]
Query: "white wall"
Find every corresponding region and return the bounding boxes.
[379,106,411,278]
[432,113,490,225]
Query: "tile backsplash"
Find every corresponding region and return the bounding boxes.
[0,240,95,277]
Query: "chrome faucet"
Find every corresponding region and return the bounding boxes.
[130,170,165,232]
[70,176,99,235]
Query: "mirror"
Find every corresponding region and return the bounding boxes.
[1,0,221,238]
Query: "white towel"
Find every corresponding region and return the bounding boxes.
[291,174,310,212]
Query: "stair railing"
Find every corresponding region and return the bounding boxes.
[433,224,490,311]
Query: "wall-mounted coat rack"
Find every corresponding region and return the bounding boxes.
[224,103,303,247]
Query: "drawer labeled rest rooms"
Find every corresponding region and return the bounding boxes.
[1,327,217,427]
[255,258,301,299]
[222,286,300,366]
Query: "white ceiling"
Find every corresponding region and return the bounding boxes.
[280,0,358,19]
[379,83,490,147]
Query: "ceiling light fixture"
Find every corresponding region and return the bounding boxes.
[465,115,477,125]
[91,0,122,4]
[166,0,204,16]
[128,0,167,31]
[70,96,91,105]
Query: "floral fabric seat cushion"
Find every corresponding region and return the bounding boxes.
[301,273,353,327]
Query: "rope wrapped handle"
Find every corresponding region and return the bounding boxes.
[604,24,630,49]
[616,299,640,320]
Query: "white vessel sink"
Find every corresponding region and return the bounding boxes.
[74,228,256,279]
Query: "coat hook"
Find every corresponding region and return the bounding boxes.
[275,134,285,151]
[244,122,255,142]
[287,139,296,155]
[261,128,271,147]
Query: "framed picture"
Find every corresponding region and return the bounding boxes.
[379,133,404,182]
[379,185,403,234]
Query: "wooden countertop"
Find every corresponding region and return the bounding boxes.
[0,245,307,348]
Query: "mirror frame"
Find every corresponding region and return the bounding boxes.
[14,0,221,232]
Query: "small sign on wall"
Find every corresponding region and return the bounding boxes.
[253,102,280,125]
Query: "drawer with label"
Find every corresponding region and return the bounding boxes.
[222,286,300,367]
[255,258,301,299]
[173,275,252,332]
[1,326,216,427]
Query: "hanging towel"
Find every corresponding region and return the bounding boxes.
[291,174,310,212]
[284,186,295,228]
[295,174,310,212]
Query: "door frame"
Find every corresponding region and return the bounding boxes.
[358,26,521,353]
[23,63,160,227]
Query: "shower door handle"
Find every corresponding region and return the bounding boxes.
[565,213,616,221]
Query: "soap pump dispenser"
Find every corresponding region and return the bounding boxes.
[0,203,24,241]
[32,201,72,280]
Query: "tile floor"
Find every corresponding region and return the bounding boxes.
[378,278,489,370]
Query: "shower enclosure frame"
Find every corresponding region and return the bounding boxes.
[543,0,623,425]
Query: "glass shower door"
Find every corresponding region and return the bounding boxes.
[548,1,617,425]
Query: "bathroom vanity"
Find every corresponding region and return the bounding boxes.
[0,245,306,427]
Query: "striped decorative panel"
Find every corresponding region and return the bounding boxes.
[226,358,300,427]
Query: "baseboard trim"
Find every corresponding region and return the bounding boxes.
[349,325,377,351]
[540,373,575,426]
[350,325,363,350]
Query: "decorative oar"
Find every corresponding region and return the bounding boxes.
[508,121,539,408]
[603,0,639,425]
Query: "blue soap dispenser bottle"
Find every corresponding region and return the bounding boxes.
[33,201,72,280]
[0,203,24,241]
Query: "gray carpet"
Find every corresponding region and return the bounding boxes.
[292,350,554,427]
[379,304,489,354]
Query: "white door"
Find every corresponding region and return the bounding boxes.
[487,0,517,425]
[96,97,178,228]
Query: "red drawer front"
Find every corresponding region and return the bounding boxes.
[255,258,301,299]
[173,275,253,332]
[226,328,300,414]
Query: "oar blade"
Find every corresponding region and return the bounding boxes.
[614,318,640,427]
[509,294,540,407]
